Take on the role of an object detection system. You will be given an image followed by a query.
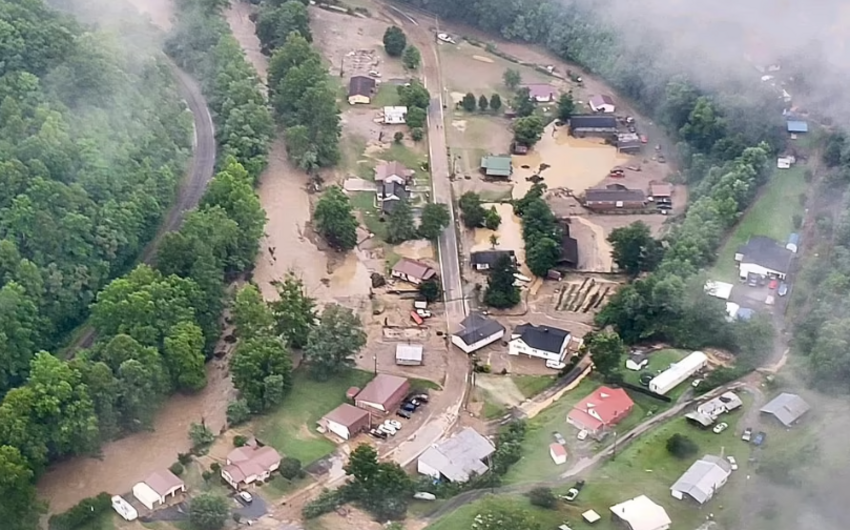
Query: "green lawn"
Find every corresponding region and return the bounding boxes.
[349,191,387,241]
[513,374,556,398]
[372,83,401,107]
[620,349,687,388]
[256,368,374,464]
[472,387,508,420]
[425,495,566,530]
[75,513,116,530]
[380,143,430,184]
[712,164,808,281]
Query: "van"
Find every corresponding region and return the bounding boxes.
[546,359,566,370]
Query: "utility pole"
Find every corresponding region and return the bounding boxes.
[373,354,378,374]
[611,431,619,460]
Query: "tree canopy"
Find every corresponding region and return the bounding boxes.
[484,255,521,308]
[382,26,407,57]
[314,186,358,251]
[304,304,367,380]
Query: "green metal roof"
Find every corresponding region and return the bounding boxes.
[480,155,512,176]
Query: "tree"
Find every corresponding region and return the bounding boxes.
[163,322,207,392]
[557,92,575,121]
[418,203,451,240]
[398,81,430,109]
[484,206,502,230]
[585,331,626,377]
[0,445,40,530]
[419,279,441,303]
[490,93,502,112]
[304,304,367,380]
[269,273,317,349]
[280,456,304,480]
[512,87,535,117]
[461,92,477,112]
[314,186,358,251]
[411,127,424,141]
[226,399,251,425]
[503,68,521,90]
[393,131,404,144]
[406,106,427,128]
[484,255,521,308]
[526,237,560,277]
[489,234,500,248]
[528,487,557,509]
[478,94,490,112]
[230,335,293,412]
[459,191,487,228]
[345,444,415,520]
[608,221,664,277]
[189,422,215,449]
[189,493,229,530]
[255,1,313,53]
[402,45,421,69]
[233,285,275,339]
[513,115,545,146]
[386,200,417,244]
[666,433,699,459]
[383,26,407,57]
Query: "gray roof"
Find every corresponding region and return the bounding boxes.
[471,250,516,267]
[737,236,793,274]
[348,76,375,97]
[670,455,731,504]
[395,343,423,362]
[512,323,570,354]
[584,188,646,204]
[418,427,495,482]
[569,115,617,130]
[760,393,810,427]
[454,313,505,346]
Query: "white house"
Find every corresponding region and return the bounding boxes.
[589,95,616,113]
[509,323,570,362]
[671,455,732,504]
[549,443,567,465]
[417,428,495,482]
[451,313,505,353]
[649,351,708,395]
[735,236,793,280]
[383,106,408,124]
[697,391,743,419]
[610,495,671,530]
[132,470,185,511]
[320,403,371,440]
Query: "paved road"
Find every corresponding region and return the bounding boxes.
[71,60,216,350]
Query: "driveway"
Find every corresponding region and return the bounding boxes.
[234,493,268,521]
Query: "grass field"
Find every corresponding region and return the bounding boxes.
[712,165,808,281]
[349,191,387,241]
[513,374,557,398]
[256,368,374,464]
[371,83,401,107]
[425,495,566,530]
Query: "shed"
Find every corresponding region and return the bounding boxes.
[670,455,732,504]
[395,343,424,365]
[132,470,185,511]
[786,120,808,133]
[760,392,810,427]
[321,403,371,440]
[480,155,513,178]
[582,510,601,524]
[704,280,733,300]
[786,233,799,253]
[354,374,410,413]
[383,106,407,124]
[625,353,648,371]
[348,76,375,105]
[569,115,617,137]
[522,83,557,103]
[346,386,361,400]
[589,95,616,113]
[609,495,671,530]
[549,442,567,465]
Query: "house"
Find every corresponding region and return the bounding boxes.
[451,313,506,353]
[354,373,410,413]
[697,391,743,419]
[522,83,557,103]
[704,280,733,300]
[625,353,649,371]
[569,115,617,137]
[377,181,409,213]
[222,445,282,489]
[348,76,375,105]
[567,386,634,436]
[610,495,671,530]
[395,343,424,365]
[509,323,571,362]
[670,455,732,504]
[786,233,799,253]
[649,182,673,210]
[649,351,708,395]
[375,161,414,184]
[617,133,642,153]
[777,157,793,169]
[558,233,579,267]
[480,155,513,178]
[589,94,616,113]
[417,427,495,482]
[132,470,185,511]
[735,236,794,280]
[383,106,408,124]
[583,186,647,211]
[760,392,810,427]
[320,403,371,440]
[786,120,808,134]
[391,258,437,285]
[470,250,516,271]
[549,443,568,465]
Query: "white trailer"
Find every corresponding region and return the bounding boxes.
[649,351,708,395]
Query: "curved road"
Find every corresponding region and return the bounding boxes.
[72,60,216,350]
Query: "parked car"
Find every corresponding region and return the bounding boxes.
[778,282,789,296]
[237,491,253,504]
[768,278,778,290]
[546,359,566,370]
[577,430,588,441]
[692,378,702,388]
[562,480,585,501]
[553,432,567,445]
[413,492,436,501]
[727,456,738,471]
[379,424,397,436]
[742,427,753,442]
[712,422,729,434]
[384,419,402,430]
[408,393,429,403]
[753,431,766,446]
[396,409,412,419]
[747,273,760,287]
[401,402,417,412]
[369,428,388,439]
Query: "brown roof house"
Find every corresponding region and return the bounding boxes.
[589,94,616,113]
[583,185,647,212]
[355,374,410,413]
[391,257,437,285]
[321,403,371,440]
[522,83,557,103]
[132,470,185,511]
[348,76,376,105]
[222,445,282,490]
[375,161,415,185]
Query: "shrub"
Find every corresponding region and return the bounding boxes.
[202,470,214,482]
[393,131,404,143]
[189,422,215,449]
[528,486,557,509]
[210,462,221,473]
[666,433,698,459]
[226,399,251,425]
[170,462,185,476]
[233,434,248,447]
[280,456,305,480]
[178,452,193,465]
[48,493,112,530]
[411,127,424,141]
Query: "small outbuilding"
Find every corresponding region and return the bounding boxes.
[609,495,671,530]
[786,120,808,134]
[480,155,513,178]
[549,442,568,465]
[582,510,601,524]
[786,233,799,253]
[320,403,371,440]
[671,455,732,504]
[451,313,506,354]
[760,392,810,427]
[522,83,557,103]
[395,343,424,365]
[132,470,186,511]
[383,106,408,124]
[354,374,410,413]
[589,95,616,113]
[704,280,734,300]
[625,353,649,371]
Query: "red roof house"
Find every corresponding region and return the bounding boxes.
[567,386,634,435]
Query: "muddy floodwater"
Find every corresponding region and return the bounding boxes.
[512,122,630,198]
[470,203,532,277]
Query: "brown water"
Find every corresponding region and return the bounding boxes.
[512,122,629,198]
[394,239,435,260]
[470,203,532,276]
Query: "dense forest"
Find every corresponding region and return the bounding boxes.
[0,0,272,526]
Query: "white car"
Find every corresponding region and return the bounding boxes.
[238,491,253,504]
[546,359,567,370]
[384,419,402,431]
[379,424,397,436]
[712,422,729,434]
[727,455,738,470]
[577,430,588,441]
[691,379,702,388]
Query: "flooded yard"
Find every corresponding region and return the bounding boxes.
[469,203,531,277]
